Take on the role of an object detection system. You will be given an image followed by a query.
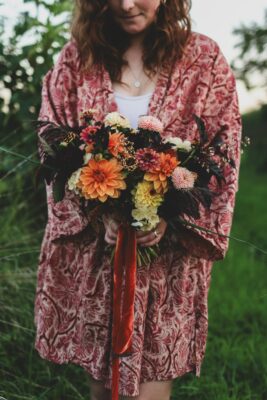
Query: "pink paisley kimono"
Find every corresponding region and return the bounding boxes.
[34,31,242,397]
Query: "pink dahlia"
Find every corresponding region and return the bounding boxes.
[80,125,98,144]
[138,116,164,134]
[136,148,161,171]
[171,167,197,190]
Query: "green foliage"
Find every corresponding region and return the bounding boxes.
[0,0,73,242]
[242,104,267,172]
[0,0,72,173]
[231,9,267,91]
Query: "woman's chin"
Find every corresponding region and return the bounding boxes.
[116,19,148,34]
[120,25,148,36]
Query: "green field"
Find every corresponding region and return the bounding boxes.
[0,109,266,399]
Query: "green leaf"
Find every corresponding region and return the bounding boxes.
[38,135,56,157]
[53,175,66,202]
[193,114,208,144]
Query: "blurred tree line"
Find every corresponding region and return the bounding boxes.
[231,8,267,171]
[231,8,267,92]
[0,0,266,176]
[0,0,73,228]
[0,0,72,172]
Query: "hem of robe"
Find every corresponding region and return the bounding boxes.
[34,340,203,397]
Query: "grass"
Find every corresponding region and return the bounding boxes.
[0,120,267,399]
[171,161,267,400]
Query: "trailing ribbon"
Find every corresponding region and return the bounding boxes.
[111,222,137,400]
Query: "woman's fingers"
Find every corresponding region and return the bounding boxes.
[102,214,120,244]
[104,225,118,244]
[136,229,148,238]
[103,215,120,231]
[137,218,167,247]
[104,232,117,245]
[137,231,160,247]
[103,216,167,246]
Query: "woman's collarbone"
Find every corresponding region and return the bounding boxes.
[112,70,158,96]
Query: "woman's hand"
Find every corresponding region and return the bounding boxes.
[102,213,121,245]
[102,214,167,247]
[136,218,167,247]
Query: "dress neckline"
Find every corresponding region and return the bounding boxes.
[99,60,173,120]
[113,91,154,100]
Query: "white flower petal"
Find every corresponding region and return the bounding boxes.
[67,168,82,195]
[83,152,92,165]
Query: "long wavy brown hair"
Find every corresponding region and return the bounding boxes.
[71,0,192,83]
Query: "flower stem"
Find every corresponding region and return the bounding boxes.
[0,146,54,170]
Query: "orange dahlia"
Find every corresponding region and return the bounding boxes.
[144,152,179,194]
[108,132,126,157]
[77,158,126,202]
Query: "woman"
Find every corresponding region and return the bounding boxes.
[34,0,242,399]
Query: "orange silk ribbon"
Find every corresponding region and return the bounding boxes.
[111,222,137,400]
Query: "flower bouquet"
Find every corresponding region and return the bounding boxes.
[36,109,235,265]
[36,109,236,400]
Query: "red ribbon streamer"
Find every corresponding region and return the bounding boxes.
[111,223,137,400]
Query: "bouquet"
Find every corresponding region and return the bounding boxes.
[36,108,237,400]
[36,109,235,265]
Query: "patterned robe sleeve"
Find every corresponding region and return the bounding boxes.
[38,42,90,242]
[173,45,242,261]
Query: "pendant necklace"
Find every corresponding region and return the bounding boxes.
[127,63,150,88]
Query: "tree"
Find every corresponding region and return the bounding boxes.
[231,9,267,171]
[231,9,267,92]
[0,0,75,244]
[0,0,72,172]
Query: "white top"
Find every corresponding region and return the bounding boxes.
[114,91,153,129]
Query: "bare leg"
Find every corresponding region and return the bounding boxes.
[87,374,173,400]
[120,380,173,400]
[87,375,111,400]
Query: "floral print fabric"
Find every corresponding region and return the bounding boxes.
[34,31,242,397]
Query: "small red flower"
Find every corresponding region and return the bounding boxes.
[80,126,99,144]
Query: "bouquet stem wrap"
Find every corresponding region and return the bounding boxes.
[112,223,137,400]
